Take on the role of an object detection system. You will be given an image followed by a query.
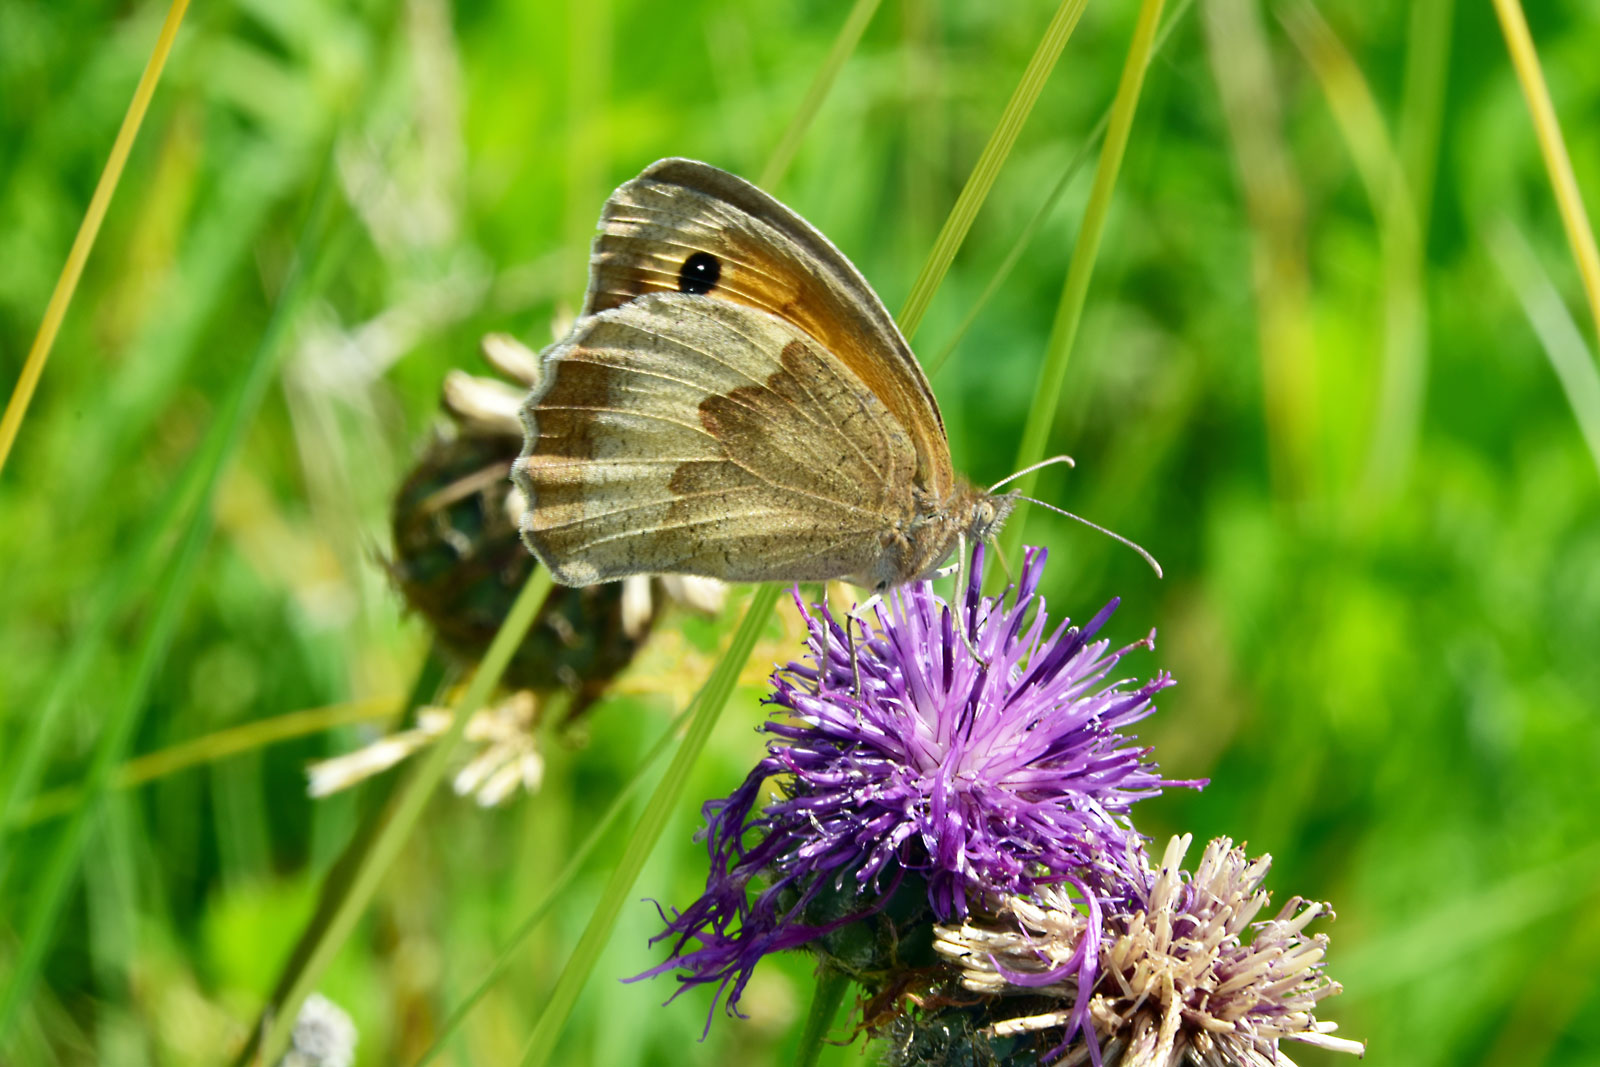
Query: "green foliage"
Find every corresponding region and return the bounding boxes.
[2,1,1599,1065]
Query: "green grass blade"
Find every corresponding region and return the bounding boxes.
[758,0,884,191]
[0,163,348,1045]
[0,162,348,876]
[896,0,1090,341]
[0,463,202,884]
[1375,0,1453,500]
[0,0,190,477]
[8,697,400,830]
[1278,1,1429,500]
[0,447,214,1042]
[412,692,701,1065]
[517,582,783,1067]
[250,570,554,1065]
[1000,0,1169,565]
[1491,221,1600,480]
[925,0,1194,378]
[1397,0,1454,227]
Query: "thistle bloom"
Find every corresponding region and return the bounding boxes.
[935,835,1365,1066]
[637,545,1198,1023]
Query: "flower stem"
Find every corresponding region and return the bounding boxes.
[247,569,551,1065]
[794,966,850,1067]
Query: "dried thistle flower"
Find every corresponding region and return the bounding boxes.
[934,835,1364,1066]
[391,332,724,716]
[320,334,725,805]
[307,691,547,806]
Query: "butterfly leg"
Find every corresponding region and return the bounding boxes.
[954,617,988,669]
[817,582,835,695]
[950,534,989,668]
[843,592,886,699]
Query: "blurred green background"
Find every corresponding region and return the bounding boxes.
[3,0,1599,1064]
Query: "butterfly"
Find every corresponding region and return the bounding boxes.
[510,157,1016,593]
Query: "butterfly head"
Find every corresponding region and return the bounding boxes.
[867,484,1015,592]
[965,490,1017,544]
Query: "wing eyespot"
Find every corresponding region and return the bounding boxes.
[678,251,721,295]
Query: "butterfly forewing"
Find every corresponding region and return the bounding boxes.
[516,294,920,585]
[582,158,955,499]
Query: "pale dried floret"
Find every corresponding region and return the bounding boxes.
[935,835,1364,1066]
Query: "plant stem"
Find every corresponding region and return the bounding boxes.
[794,966,850,1067]
[249,569,553,1065]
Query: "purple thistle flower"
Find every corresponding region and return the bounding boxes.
[634,545,1202,1025]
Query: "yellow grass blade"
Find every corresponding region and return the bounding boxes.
[1493,0,1600,357]
[0,0,191,478]
[8,698,400,829]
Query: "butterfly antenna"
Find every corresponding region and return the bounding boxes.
[988,454,1076,493]
[1015,496,1164,578]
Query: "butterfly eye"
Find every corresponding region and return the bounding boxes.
[678,251,721,295]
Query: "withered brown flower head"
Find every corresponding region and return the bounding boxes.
[934,835,1364,1066]
[388,334,725,716]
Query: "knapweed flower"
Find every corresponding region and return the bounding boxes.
[637,545,1199,1023]
[934,834,1364,1066]
[389,330,726,720]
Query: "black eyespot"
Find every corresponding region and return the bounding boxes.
[678,251,721,295]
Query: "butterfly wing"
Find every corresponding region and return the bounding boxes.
[514,293,919,585]
[581,158,956,499]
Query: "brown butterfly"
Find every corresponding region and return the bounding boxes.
[511,158,1016,592]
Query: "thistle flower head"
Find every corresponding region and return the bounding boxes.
[637,546,1199,1024]
[935,835,1364,1066]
